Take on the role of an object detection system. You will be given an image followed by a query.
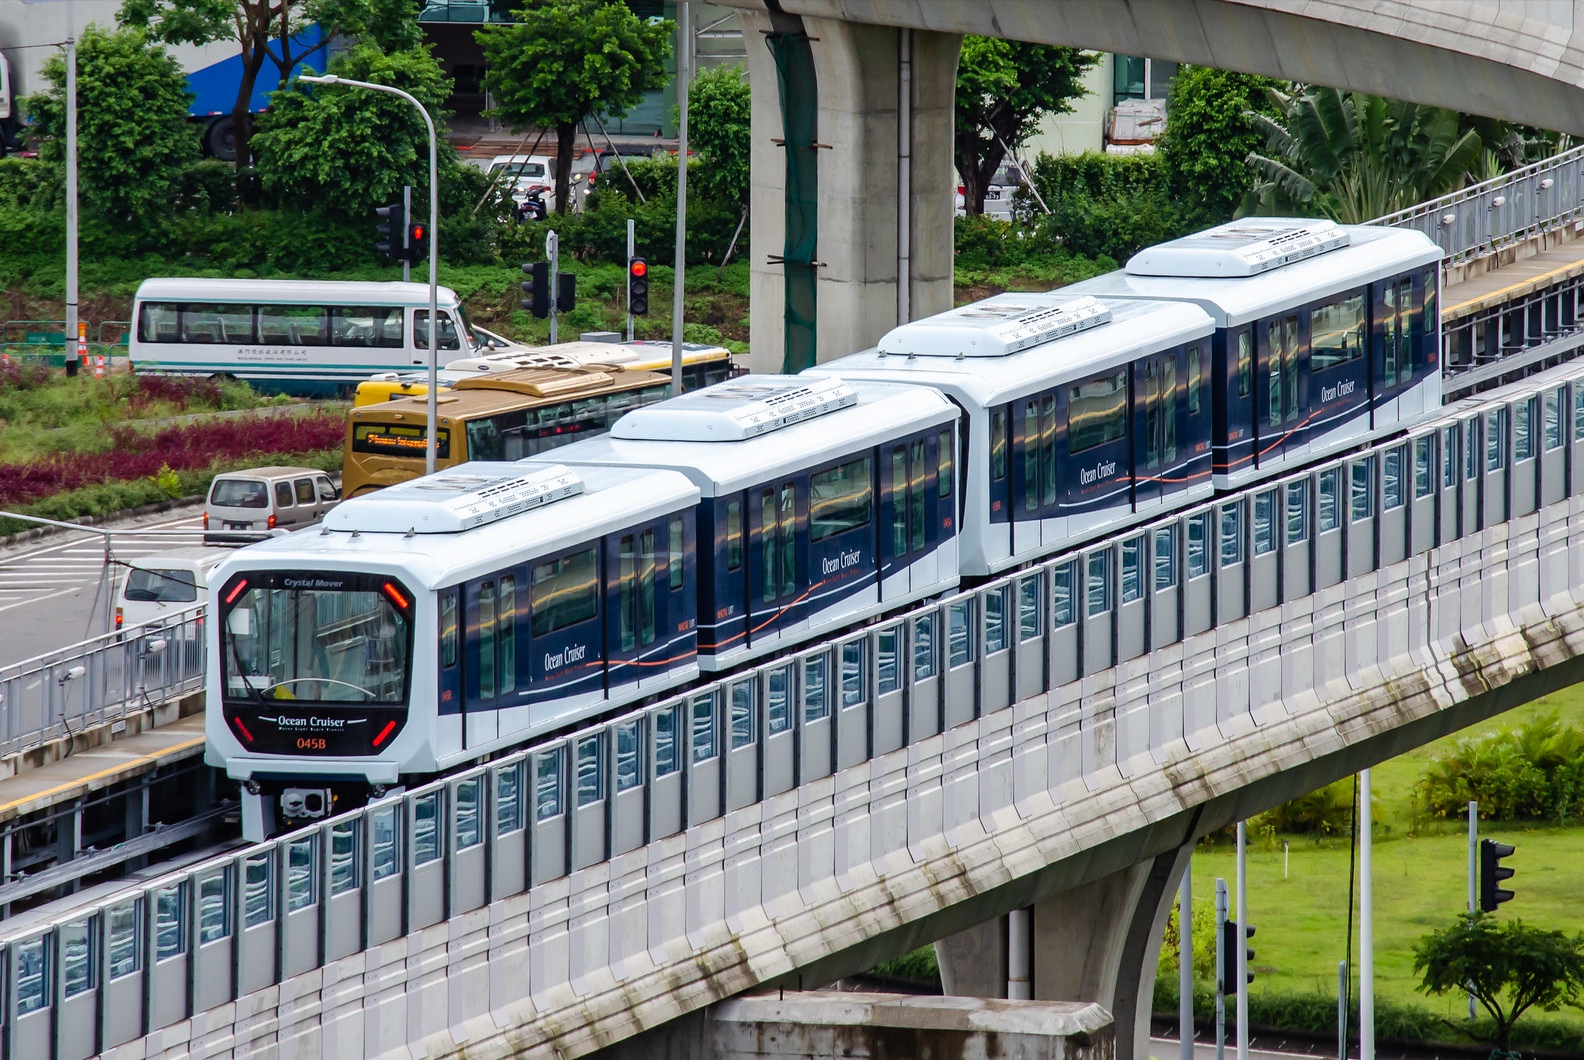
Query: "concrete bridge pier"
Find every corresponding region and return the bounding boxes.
[938,843,1194,1060]
[735,8,959,371]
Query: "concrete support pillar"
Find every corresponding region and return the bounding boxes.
[738,11,959,372]
[936,842,1194,1060]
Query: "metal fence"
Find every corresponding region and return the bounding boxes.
[6,349,1584,1058]
[0,609,206,758]
[1377,143,1584,266]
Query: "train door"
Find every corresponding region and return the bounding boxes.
[881,436,934,594]
[700,494,748,665]
[1373,276,1413,428]
[1412,265,1440,417]
[1010,392,1054,560]
[605,524,660,695]
[1134,352,1179,511]
[659,511,699,679]
[748,479,804,645]
[1215,327,1256,484]
[462,572,523,747]
[1257,313,1301,468]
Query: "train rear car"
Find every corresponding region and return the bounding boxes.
[205,461,701,840]
[551,375,961,670]
[810,292,1216,576]
[1066,218,1443,488]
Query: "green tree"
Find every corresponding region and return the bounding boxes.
[478,0,673,215]
[686,63,750,207]
[117,0,420,168]
[954,37,1096,216]
[250,43,454,223]
[1242,86,1484,222]
[24,25,198,230]
[1157,65,1285,221]
[1414,912,1584,1054]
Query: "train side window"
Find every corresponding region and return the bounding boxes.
[1351,461,1374,522]
[1286,481,1309,543]
[730,680,757,747]
[1187,345,1202,415]
[499,576,516,696]
[1162,356,1177,462]
[1515,399,1534,462]
[478,581,496,699]
[576,735,605,806]
[1487,409,1506,472]
[1236,330,1252,398]
[892,449,910,551]
[1414,437,1433,498]
[1052,562,1076,626]
[616,720,643,792]
[654,706,681,778]
[1266,320,1283,428]
[1384,448,1405,510]
[1253,491,1276,555]
[1154,526,1177,590]
[618,535,637,651]
[1187,513,1210,578]
[1023,401,1041,513]
[1442,427,1457,489]
[1144,363,1160,470]
[531,548,598,635]
[1382,282,1399,386]
[1545,389,1563,451]
[441,594,458,669]
[811,458,872,540]
[938,430,953,499]
[779,482,797,596]
[913,613,938,678]
[1422,268,1438,362]
[1310,293,1364,370]
[536,748,564,821]
[760,490,777,603]
[1019,577,1042,640]
[1282,315,1300,422]
[668,517,684,590]
[804,655,829,722]
[1040,395,1057,509]
[1318,469,1340,531]
[640,528,658,648]
[1069,371,1128,453]
[726,500,743,572]
[691,694,718,763]
[1120,537,1143,603]
[990,408,1009,480]
[909,440,927,551]
[1220,504,1243,567]
[1086,553,1111,616]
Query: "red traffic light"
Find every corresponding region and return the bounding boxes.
[410,224,426,241]
[630,260,648,278]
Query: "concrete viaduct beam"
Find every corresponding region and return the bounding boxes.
[724,0,1584,365]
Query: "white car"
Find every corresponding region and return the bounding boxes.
[953,163,1024,220]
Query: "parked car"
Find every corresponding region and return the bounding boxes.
[588,148,660,191]
[954,162,1025,219]
[116,547,228,645]
[203,466,340,544]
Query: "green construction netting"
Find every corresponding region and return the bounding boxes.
[766,30,818,373]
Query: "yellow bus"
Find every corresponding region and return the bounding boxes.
[342,365,672,497]
[352,339,739,406]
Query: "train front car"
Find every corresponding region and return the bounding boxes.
[1066,218,1443,489]
[550,375,961,671]
[205,461,701,840]
[808,292,1216,577]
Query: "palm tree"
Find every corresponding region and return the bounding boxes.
[1242,86,1484,221]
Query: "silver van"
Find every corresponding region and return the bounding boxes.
[116,546,228,637]
[203,466,340,544]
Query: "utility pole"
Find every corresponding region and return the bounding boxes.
[1236,821,1249,1060]
[65,13,78,376]
[402,185,412,283]
[1467,800,1477,1021]
[1214,877,1228,1060]
[670,0,689,394]
[626,218,636,342]
[1179,864,1194,1060]
[547,229,559,345]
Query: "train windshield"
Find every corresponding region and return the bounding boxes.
[219,572,413,706]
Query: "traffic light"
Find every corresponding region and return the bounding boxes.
[1480,838,1516,911]
[406,220,429,263]
[628,256,649,314]
[521,261,550,319]
[557,272,577,313]
[1219,919,1256,996]
[374,201,406,263]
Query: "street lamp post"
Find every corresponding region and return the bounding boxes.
[300,73,440,475]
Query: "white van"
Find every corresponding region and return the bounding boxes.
[116,547,229,637]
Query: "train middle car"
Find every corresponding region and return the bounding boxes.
[204,462,702,839]
[549,375,963,670]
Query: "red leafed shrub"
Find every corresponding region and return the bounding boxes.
[0,411,345,507]
[0,361,52,391]
[125,374,225,413]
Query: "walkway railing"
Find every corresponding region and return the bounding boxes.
[1377,143,1584,266]
[0,609,205,758]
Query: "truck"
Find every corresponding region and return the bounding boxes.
[0,0,325,161]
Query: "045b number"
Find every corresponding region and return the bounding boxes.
[296,737,328,751]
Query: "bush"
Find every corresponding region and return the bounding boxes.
[1416,714,1584,823]
[1262,779,1356,835]
[1024,151,1205,263]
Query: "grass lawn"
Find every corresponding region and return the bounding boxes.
[1182,687,1584,1029]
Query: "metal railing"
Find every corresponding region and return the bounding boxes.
[0,320,131,367]
[1377,144,1584,266]
[0,609,206,758]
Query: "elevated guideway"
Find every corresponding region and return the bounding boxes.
[9,351,1584,1060]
